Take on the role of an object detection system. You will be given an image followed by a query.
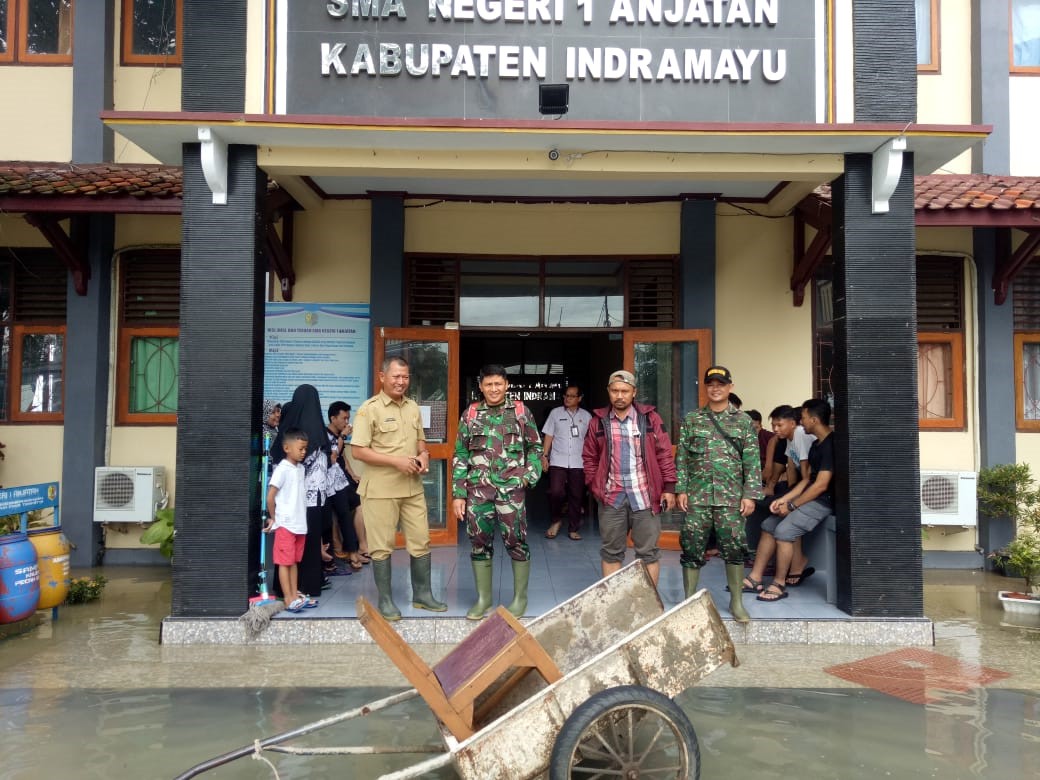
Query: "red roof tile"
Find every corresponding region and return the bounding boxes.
[3,165,1040,217]
[815,174,1040,213]
[0,162,181,200]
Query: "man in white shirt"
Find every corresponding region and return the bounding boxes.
[541,385,593,540]
[787,415,817,486]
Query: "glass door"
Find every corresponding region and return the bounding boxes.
[373,327,460,547]
[623,329,712,547]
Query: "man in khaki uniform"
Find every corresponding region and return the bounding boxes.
[352,356,447,620]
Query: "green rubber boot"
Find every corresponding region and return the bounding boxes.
[726,563,751,623]
[466,559,494,620]
[371,558,401,621]
[410,554,448,612]
[506,559,531,618]
[682,566,701,599]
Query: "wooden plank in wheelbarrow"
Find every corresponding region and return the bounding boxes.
[357,597,560,741]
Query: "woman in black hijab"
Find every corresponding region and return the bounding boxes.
[271,384,330,602]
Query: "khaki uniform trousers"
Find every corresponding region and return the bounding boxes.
[362,494,431,560]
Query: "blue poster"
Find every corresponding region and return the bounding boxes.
[264,303,370,413]
[0,482,60,515]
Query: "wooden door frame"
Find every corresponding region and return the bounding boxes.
[622,328,713,551]
[622,328,714,412]
[373,326,460,547]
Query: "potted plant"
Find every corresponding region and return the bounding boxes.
[978,463,1040,613]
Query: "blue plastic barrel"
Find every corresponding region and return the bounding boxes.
[0,533,40,624]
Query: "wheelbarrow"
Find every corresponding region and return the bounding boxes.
[174,559,738,779]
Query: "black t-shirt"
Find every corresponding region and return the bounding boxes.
[808,433,834,505]
[772,438,789,466]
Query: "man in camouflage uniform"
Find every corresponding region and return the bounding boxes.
[676,365,762,622]
[452,364,543,620]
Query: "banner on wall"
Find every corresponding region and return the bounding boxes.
[264,303,371,413]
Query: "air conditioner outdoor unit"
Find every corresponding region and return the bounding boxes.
[93,466,168,524]
[920,470,977,526]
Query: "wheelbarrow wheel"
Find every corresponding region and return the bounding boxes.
[549,684,700,780]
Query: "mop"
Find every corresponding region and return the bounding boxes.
[240,432,284,638]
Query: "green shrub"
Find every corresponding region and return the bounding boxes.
[139,507,174,559]
[65,575,107,605]
[979,463,1040,594]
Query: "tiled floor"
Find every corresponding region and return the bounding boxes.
[276,521,845,622]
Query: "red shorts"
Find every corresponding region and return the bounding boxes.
[272,527,306,566]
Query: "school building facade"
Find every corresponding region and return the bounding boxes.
[1,1,1036,621]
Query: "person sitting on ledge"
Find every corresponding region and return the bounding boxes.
[748,398,834,604]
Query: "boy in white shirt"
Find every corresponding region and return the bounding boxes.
[266,429,311,612]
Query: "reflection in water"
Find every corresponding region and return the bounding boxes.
[1,684,1037,779]
[1,568,1039,778]
[0,686,455,779]
[680,686,1040,780]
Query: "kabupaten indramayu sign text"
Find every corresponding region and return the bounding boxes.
[321,0,787,84]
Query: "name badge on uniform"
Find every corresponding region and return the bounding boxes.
[570,425,580,437]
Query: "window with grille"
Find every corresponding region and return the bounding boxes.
[0,0,74,64]
[117,250,179,423]
[915,0,939,72]
[1012,0,1040,71]
[405,255,676,330]
[121,0,181,65]
[0,249,67,422]
[1013,257,1040,430]
[916,257,965,429]
[812,256,965,429]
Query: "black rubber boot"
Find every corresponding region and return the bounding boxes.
[726,563,751,623]
[467,559,494,620]
[682,567,701,599]
[410,554,448,612]
[372,557,401,621]
[506,559,530,618]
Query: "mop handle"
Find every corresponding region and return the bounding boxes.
[259,432,272,577]
[260,431,271,523]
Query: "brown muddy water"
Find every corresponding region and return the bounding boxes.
[0,567,1037,779]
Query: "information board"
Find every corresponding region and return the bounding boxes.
[264,303,371,412]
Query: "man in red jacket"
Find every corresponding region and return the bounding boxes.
[583,370,677,585]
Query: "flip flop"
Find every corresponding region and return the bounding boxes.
[568,532,583,541]
[545,523,561,539]
[725,576,763,594]
[741,576,764,593]
[786,566,816,586]
[757,582,789,602]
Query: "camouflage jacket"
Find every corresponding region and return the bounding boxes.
[675,404,763,506]
[452,400,543,498]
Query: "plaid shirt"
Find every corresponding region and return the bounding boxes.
[602,411,651,511]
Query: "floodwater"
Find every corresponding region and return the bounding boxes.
[0,568,1038,779]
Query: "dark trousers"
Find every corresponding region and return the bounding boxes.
[548,466,586,533]
[299,503,326,597]
[327,487,359,553]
